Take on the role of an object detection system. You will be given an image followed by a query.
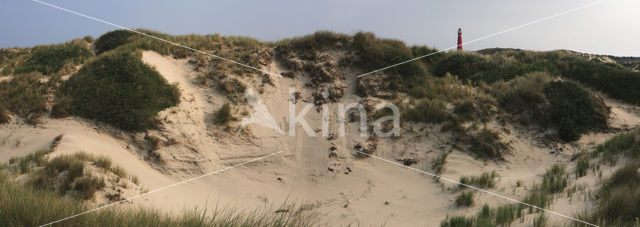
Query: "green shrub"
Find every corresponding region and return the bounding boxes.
[468,128,509,159]
[432,52,495,81]
[402,99,448,124]
[94,30,139,54]
[0,72,48,123]
[488,72,552,125]
[352,32,428,90]
[214,103,232,125]
[60,52,180,131]
[14,43,93,75]
[455,191,474,207]
[544,81,608,142]
[459,171,498,188]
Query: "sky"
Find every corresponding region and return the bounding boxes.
[1,0,639,56]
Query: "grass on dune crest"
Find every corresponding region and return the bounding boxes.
[434,49,640,105]
[14,39,93,75]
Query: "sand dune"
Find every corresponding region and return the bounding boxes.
[2,50,639,226]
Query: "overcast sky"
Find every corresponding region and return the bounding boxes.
[1,0,638,56]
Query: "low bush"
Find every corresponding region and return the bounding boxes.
[544,81,608,142]
[93,30,140,54]
[352,32,428,91]
[60,52,180,131]
[455,191,474,207]
[488,72,552,125]
[14,42,93,75]
[213,103,232,125]
[468,128,509,159]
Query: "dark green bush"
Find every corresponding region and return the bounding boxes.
[60,52,180,131]
[489,72,551,125]
[94,30,139,54]
[544,81,608,142]
[214,103,232,125]
[14,43,93,75]
[353,32,428,91]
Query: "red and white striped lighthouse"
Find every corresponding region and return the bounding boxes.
[457,28,463,50]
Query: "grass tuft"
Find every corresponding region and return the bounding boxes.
[455,191,474,207]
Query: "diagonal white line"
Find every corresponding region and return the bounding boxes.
[30,0,283,78]
[355,151,598,227]
[38,150,283,227]
[356,0,609,78]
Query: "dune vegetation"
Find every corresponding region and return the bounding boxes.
[1,29,640,226]
[58,51,180,131]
